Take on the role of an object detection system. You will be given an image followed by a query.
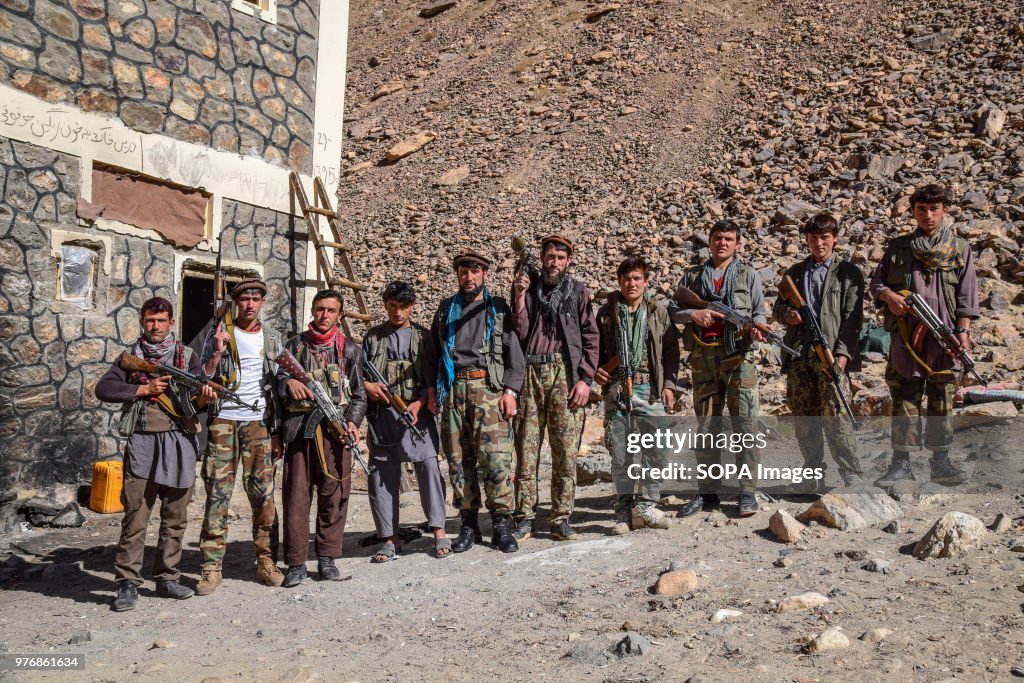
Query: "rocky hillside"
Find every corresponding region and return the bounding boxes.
[335,0,1023,406]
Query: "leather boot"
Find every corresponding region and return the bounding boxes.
[452,510,481,553]
[874,455,915,488]
[490,513,519,553]
[678,493,720,518]
[111,580,138,612]
[195,567,222,596]
[737,491,759,517]
[929,451,969,486]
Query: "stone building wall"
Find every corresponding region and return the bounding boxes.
[0,135,303,499]
[0,0,320,173]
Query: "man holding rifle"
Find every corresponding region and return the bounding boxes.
[773,213,865,491]
[196,277,285,595]
[510,234,600,542]
[671,219,770,518]
[869,184,979,488]
[595,256,679,535]
[96,297,215,611]
[362,281,449,561]
[275,290,367,586]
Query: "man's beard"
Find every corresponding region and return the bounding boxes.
[461,284,484,301]
[542,267,566,286]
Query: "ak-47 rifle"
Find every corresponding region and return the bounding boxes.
[777,275,858,427]
[362,358,428,444]
[675,285,800,358]
[597,303,636,414]
[119,353,259,412]
[211,250,240,389]
[902,291,987,386]
[510,236,542,298]
[273,349,371,477]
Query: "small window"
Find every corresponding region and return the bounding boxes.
[58,244,99,311]
[232,0,277,23]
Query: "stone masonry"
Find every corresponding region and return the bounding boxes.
[0,135,304,502]
[0,0,320,174]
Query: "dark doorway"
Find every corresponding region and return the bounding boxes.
[180,275,215,354]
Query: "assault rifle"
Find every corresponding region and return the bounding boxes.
[511,237,541,287]
[903,292,987,386]
[674,285,799,358]
[597,305,635,414]
[777,275,858,427]
[273,349,371,476]
[119,353,258,412]
[362,358,428,444]
[213,249,230,323]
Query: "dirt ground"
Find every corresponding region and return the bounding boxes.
[3,421,1023,683]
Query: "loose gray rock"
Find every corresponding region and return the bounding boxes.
[49,502,86,528]
[862,559,892,574]
[609,631,651,658]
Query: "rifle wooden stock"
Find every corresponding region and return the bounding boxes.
[119,353,231,395]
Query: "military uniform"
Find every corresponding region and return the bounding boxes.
[596,291,680,528]
[425,251,526,552]
[868,227,978,479]
[773,254,865,484]
[276,327,367,569]
[196,285,284,590]
[671,257,765,504]
[511,253,599,534]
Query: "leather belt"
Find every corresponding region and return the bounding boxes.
[527,353,566,365]
[455,368,487,380]
[628,371,652,384]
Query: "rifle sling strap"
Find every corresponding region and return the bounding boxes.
[894,289,955,381]
[313,422,346,484]
[222,306,241,391]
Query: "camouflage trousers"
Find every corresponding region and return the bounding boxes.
[441,377,514,514]
[691,345,760,492]
[604,382,667,508]
[513,361,585,524]
[885,364,954,453]
[199,418,279,568]
[786,357,862,476]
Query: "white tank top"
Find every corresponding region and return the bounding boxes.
[217,328,266,422]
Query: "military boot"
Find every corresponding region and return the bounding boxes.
[490,513,519,553]
[452,510,482,553]
[511,518,534,541]
[737,491,759,517]
[256,557,284,587]
[610,506,631,535]
[929,452,969,486]
[156,578,194,600]
[874,455,915,488]
[677,493,719,518]
[195,567,222,596]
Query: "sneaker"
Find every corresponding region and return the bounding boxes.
[874,458,915,488]
[632,505,671,530]
[195,567,222,596]
[737,492,759,517]
[111,580,138,612]
[155,578,194,600]
[283,564,306,588]
[929,454,969,486]
[511,518,535,541]
[317,556,342,581]
[256,558,284,587]
[550,519,577,541]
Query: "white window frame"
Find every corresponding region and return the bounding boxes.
[231,0,278,24]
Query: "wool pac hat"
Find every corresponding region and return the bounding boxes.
[230,277,268,298]
[452,249,491,270]
[540,233,574,255]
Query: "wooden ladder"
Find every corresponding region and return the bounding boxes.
[289,172,371,340]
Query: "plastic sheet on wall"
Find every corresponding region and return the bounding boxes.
[60,244,97,310]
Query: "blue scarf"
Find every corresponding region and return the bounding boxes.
[436,287,497,410]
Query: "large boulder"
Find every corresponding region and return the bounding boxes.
[796,493,902,531]
[913,512,988,559]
